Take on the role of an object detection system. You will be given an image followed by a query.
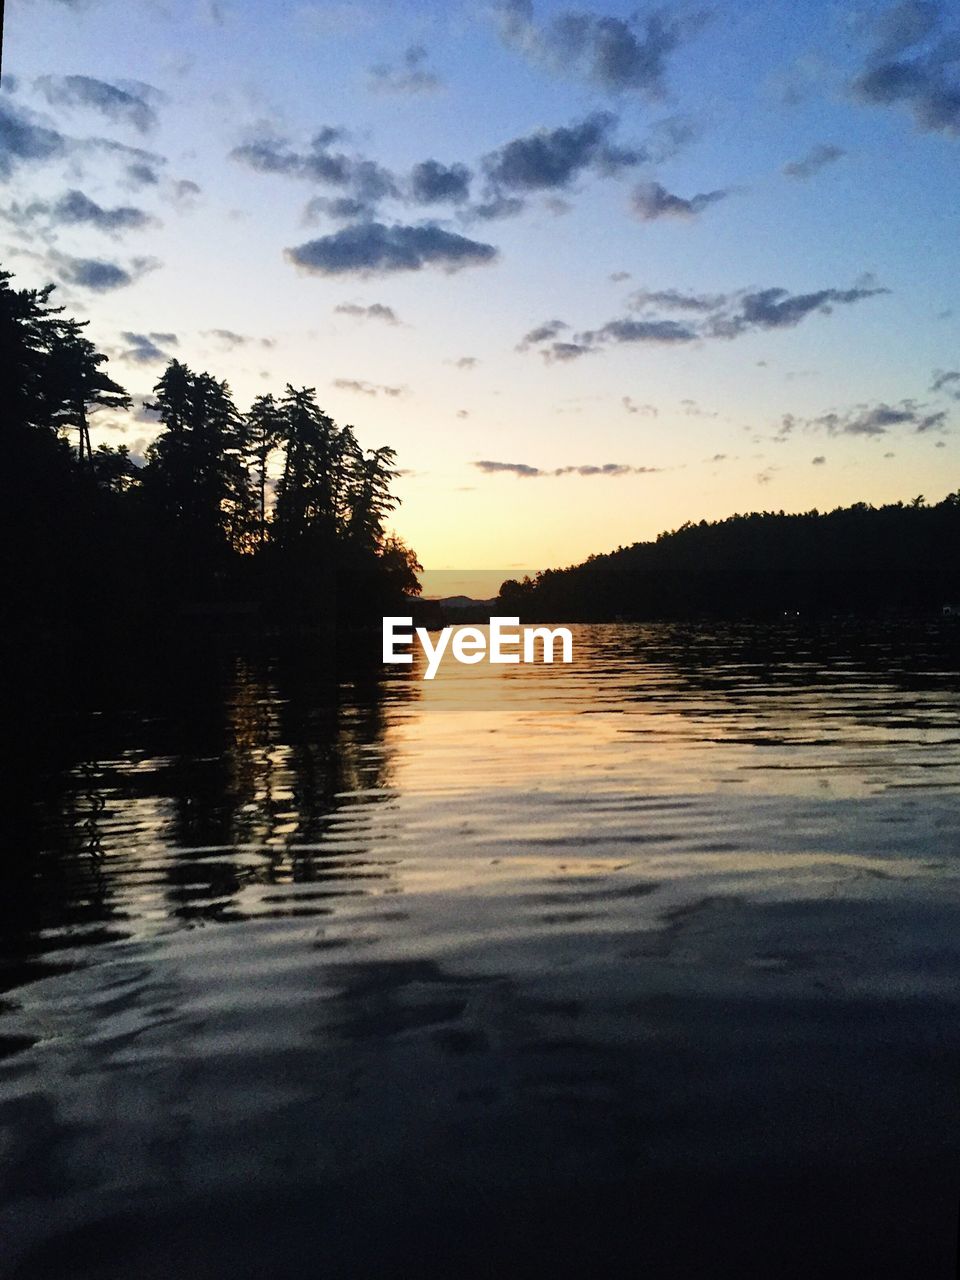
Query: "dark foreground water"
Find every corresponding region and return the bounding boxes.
[2,621,959,1278]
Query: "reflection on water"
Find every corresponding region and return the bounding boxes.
[1,622,959,1278]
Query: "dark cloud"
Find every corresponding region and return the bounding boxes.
[453,356,478,369]
[520,280,887,360]
[706,284,887,337]
[120,331,177,364]
[334,302,400,324]
[516,319,568,351]
[232,127,398,219]
[782,143,846,180]
[55,255,132,291]
[52,188,155,232]
[932,368,960,398]
[544,341,595,361]
[581,316,699,346]
[333,378,406,397]
[482,112,643,193]
[781,398,949,437]
[286,221,497,277]
[369,45,442,95]
[0,99,66,179]
[35,75,161,133]
[126,161,160,187]
[410,159,471,204]
[812,455,826,464]
[631,180,728,220]
[851,2,960,135]
[474,458,661,477]
[495,0,704,99]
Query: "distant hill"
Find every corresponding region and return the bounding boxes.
[496,494,960,621]
[432,595,498,610]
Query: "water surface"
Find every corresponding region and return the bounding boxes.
[2,622,959,1277]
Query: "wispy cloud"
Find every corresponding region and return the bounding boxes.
[474,459,663,477]
[779,397,949,437]
[334,301,400,324]
[368,46,443,95]
[333,378,406,397]
[119,331,178,363]
[35,75,162,133]
[519,281,888,359]
[631,180,729,220]
[783,143,845,180]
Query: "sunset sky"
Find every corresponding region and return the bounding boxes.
[3,0,959,584]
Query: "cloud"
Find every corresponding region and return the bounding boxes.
[516,318,568,351]
[464,192,526,221]
[622,396,658,415]
[35,75,161,133]
[304,195,372,223]
[631,180,729,220]
[172,178,201,204]
[932,368,960,398]
[120,331,177,363]
[494,0,704,99]
[452,356,478,368]
[333,378,406,396]
[369,45,443,95]
[232,126,398,218]
[627,287,726,312]
[410,159,471,204]
[474,458,662,477]
[126,161,160,187]
[203,328,251,347]
[286,221,497,277]
[334,301,400,324]
[706,284,887,337]
[482,112,643,193]
[53,255,131,291]
[544,341,596,361]
[812,455,826,464]
[783,143,846,180]
[50,188,155,232]
[49,250,159,292]
[850,2,960,135]
[781,397,949,437]
[519,280,887,359]
[0,99,67,178]
[581,316,698,345]
[864,1,941,58]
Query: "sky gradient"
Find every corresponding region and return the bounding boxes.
[3,0,959,582]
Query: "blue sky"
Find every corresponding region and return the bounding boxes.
[3,0,958,577]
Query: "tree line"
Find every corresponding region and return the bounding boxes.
[0,265,421,647]
[499,497,960,621]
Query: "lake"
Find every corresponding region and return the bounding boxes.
[2,621,959,1278]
